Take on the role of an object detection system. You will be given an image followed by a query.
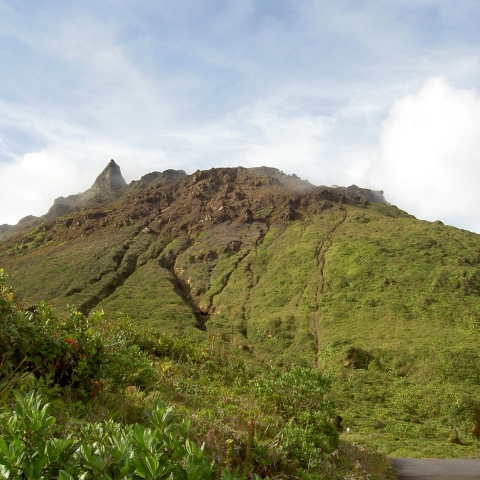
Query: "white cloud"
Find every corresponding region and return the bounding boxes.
[372,77,480,232]
[162,101,339,181]
[5,77,480,234]
[0,152,88,224]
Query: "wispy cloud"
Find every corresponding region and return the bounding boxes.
[1,1,480,231]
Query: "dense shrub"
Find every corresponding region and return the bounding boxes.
[0,269,157,397]
[0,390,251,479]
[0,269,357,478]
[252,367,339,469]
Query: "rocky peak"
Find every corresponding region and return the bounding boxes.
[44,160,127,221]
[89,159,127,195]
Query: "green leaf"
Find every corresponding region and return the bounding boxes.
[79,442,92,462]
[59,470,75,480]
[133,457,152,478]
[0,437,11,457]
[32,455,47,479]
[144,455,159,477]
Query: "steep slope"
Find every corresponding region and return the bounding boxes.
[0,163,384,338]
[2,161,480,456]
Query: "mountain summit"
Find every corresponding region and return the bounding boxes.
[3,162,386,230]
[89,159,127,195]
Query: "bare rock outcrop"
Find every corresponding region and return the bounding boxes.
[87,159,127,196]
[46,160,127,220]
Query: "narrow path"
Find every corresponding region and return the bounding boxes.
[316,207,347,297]
[309,207,347,366]
[392,458,480,479]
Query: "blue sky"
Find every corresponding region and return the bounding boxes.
[2,1,480,232]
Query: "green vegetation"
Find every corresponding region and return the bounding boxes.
[0,393,216,480]
[98,260,199,333]
[3,165,480,464]
[0,269,391,479]
[316,207,480,457]
[201,205,480,457]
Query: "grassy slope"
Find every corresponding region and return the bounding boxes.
[209,207,347,366]
[166,202,480,457]
[0,224,136,308]
[2,200,480,458]
[317,204,480,457]
[97,259,199,333]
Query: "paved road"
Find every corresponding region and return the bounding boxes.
[392,458,480,479]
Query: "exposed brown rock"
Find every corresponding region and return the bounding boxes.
[2,163,388,249]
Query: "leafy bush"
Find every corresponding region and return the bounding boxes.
[0,390,244,479]
[0,269,379,478]
[252,367,339,469]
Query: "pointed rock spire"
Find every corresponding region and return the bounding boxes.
[89,159,127,195]
[45,160,127,219]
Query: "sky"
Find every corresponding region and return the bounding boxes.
[1,1,480,232]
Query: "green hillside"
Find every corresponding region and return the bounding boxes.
[0,269,391,479]
[1,164,480,465]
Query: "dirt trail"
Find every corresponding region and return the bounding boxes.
[307,207,347,366]
[317,207,347,296]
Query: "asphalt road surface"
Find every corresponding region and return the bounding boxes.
[392,458,480,479]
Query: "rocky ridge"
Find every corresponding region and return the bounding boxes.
[2,161,386,235]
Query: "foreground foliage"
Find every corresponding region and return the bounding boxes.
[0,269,392,479]
[0,391,217,480]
